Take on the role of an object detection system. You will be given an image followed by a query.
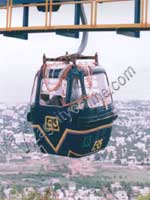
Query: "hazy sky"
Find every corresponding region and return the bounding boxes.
[0,1,150,103]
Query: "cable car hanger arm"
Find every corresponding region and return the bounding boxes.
[43,52,99,65]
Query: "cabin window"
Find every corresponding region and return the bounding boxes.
[64,76,85,109]
[40,78,67,107]
[31,73,38,104]
[70,77,86,109]
[85,73,112,108]
[71,77,82,102]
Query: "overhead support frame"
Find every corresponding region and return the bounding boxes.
[0,0,149,39]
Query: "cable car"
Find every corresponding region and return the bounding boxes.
[27,53,117,158]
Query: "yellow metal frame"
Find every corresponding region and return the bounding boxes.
[0,0,150,32]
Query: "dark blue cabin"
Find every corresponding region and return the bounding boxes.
[27,54,117,158]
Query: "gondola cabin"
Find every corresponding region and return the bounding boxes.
[27,53,117,158]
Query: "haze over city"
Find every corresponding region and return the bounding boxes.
[0,1,150,103]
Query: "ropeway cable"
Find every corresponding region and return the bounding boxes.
[76,4,88,54]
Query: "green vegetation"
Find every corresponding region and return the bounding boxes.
[71,175,111,189]
[0,188,57,200]
[20,190,55,200]
[137,194,150,200]
[94,167,150,184]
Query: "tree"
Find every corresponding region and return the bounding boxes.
[121,181,132,198]
[54,183,61,191]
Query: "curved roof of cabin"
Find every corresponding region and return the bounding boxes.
[48,65,106,79]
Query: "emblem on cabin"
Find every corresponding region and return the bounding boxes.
[44,116,60,132]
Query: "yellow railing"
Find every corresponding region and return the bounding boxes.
[0,0,150,32]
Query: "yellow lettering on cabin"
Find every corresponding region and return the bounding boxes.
[44,116,60,132]
[92,139,103,151]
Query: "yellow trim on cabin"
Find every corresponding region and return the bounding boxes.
[32,122,112,153]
